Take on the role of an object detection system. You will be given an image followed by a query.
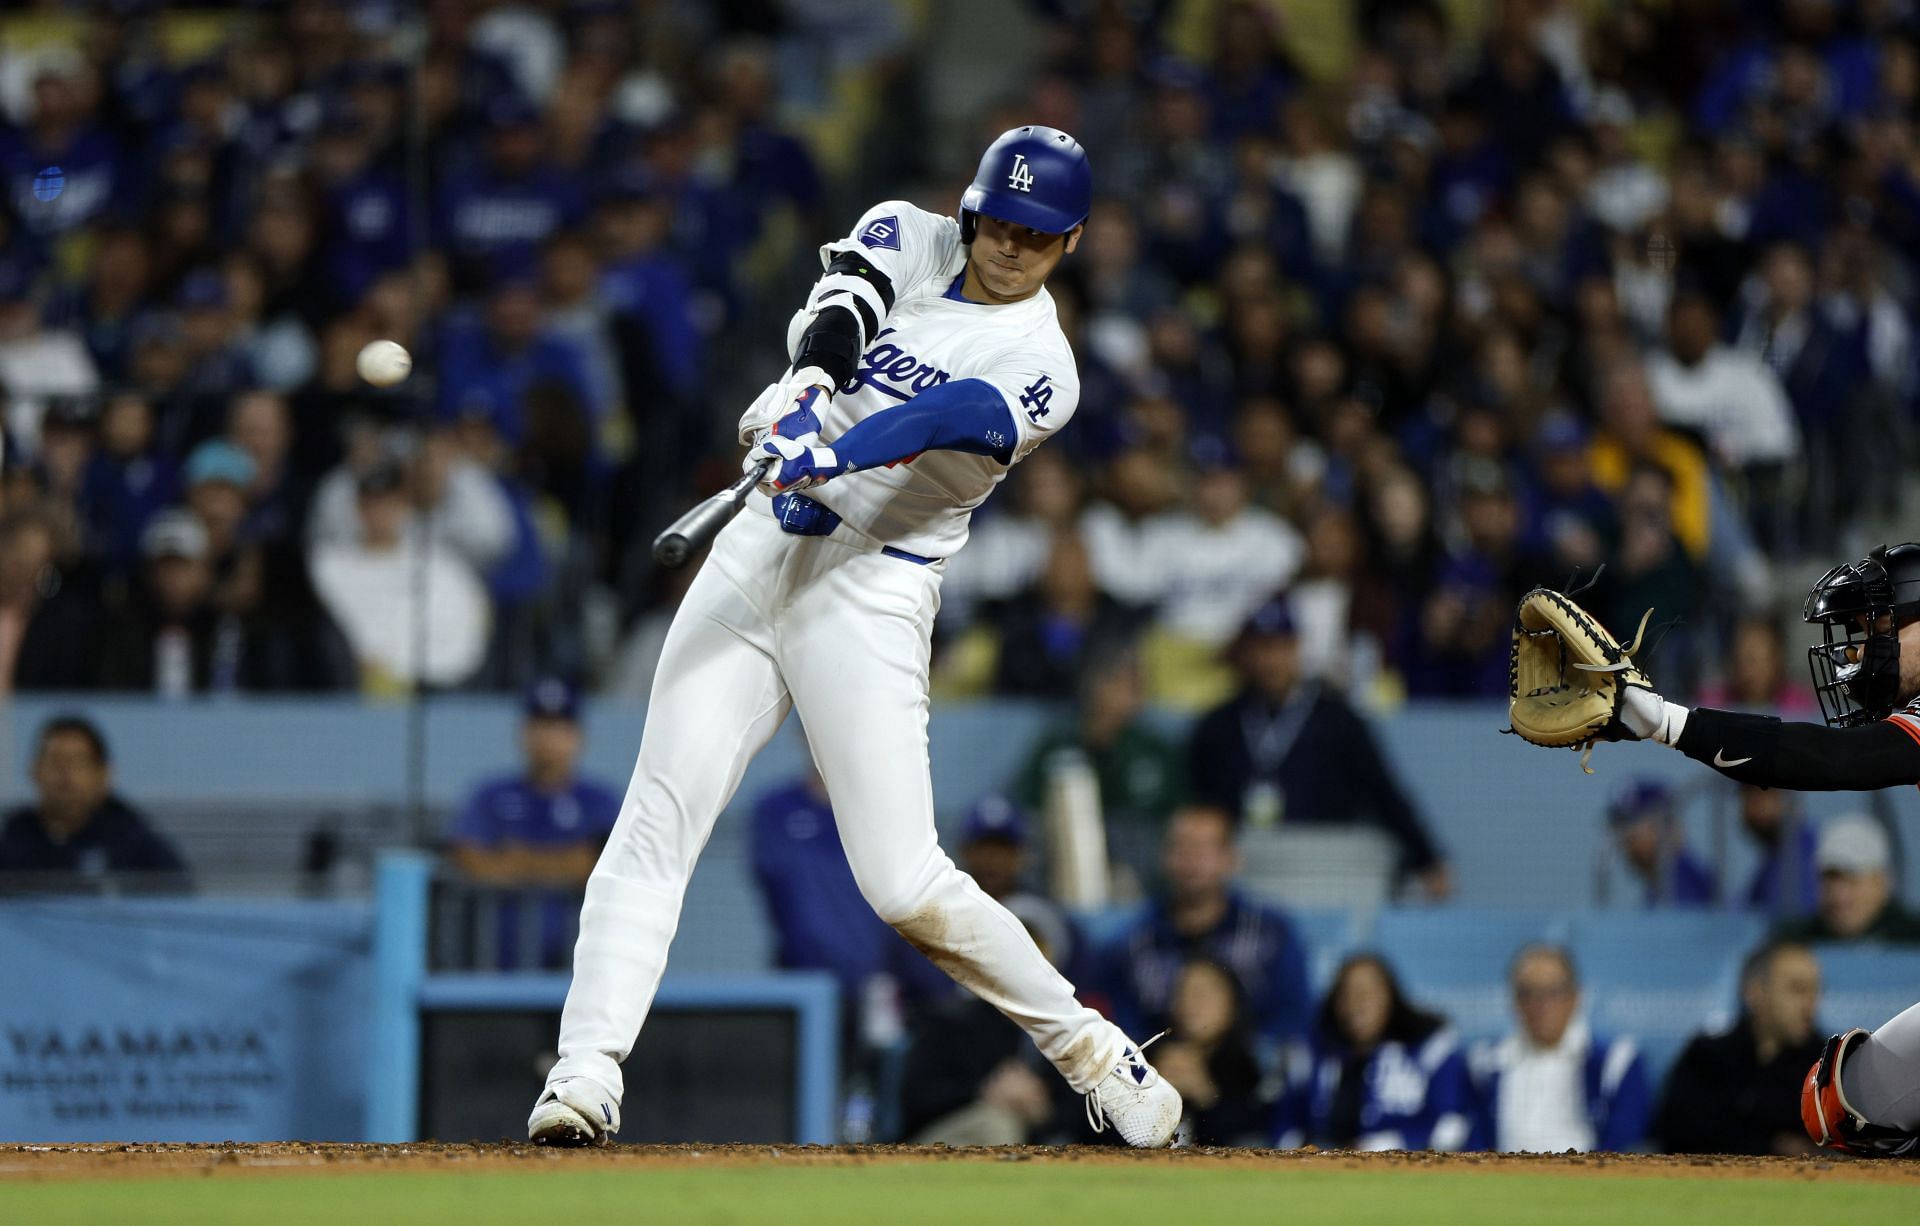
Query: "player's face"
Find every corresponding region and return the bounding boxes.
[966,214,1081,303]
[1900,619,1920,702]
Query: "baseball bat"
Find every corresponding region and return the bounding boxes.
[651,460,772,568]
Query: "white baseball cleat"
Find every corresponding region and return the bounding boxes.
[1083,1034,1183,1148]
[527,1078,621,1147]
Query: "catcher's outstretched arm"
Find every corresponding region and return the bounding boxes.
[1670,707,1920,791]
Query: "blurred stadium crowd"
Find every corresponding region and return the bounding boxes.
[0,0,1915,704]
[2,0,1919,1156]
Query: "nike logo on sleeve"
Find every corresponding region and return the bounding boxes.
[1713,750,1753,768]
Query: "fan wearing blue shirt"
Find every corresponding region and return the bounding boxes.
[436,275,603,448]
[434,94,586,295]
[750,770,951,1009]
[1606,779,1716,908]
[448,679,620,968]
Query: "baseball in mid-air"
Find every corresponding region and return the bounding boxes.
[356,339,412,387]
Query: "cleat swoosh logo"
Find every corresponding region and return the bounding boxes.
[1713,751,1753,768]
[601,1104,613,1125]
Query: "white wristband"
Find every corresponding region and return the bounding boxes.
[1652,699,1689,747]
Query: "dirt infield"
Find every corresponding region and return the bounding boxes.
[2,1142,1915,1185]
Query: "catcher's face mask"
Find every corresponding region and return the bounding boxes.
[1805,557,1904,727]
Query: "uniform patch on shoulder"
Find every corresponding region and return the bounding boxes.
[858,216,901,251]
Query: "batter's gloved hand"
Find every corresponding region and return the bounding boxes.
[737,365,835,446]
[742,383,831,479]
[1802,1029,1920,1158]
[755,433,845,493]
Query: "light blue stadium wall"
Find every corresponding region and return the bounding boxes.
[3,696,1915,911]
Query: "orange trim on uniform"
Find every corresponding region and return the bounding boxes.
[1886,712,1920,748]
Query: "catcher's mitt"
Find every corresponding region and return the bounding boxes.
[1507,587,1656,773]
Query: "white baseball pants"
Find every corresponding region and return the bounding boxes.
[545,509,1124,1104]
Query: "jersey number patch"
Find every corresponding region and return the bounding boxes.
[1020,374,1055,423]
[1008,154,1034,193]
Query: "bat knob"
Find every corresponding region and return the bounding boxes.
[652,533,691,569]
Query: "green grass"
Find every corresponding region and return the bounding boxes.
[7,1164,1915,1226]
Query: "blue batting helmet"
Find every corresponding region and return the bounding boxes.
[959,125,1091,243]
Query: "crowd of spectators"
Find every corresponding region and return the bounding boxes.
[2,0,1918,1155]
[752,762,1895,1153]
[0,0,1912,708]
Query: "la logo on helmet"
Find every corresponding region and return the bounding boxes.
[1007,153,1034,192]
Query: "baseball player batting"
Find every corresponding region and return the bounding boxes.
[526,126,1183,1148]
[1507,543,1920,1158]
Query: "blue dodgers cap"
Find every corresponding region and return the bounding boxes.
[184,439,258,488]
[1189,432,1241,473]
[524,676,582,722]
[960,125,1092,238]
[1535,411,1590,454]
[961,794,1028,846]
[1240,593,1298,639]
[175,267,228,310]
[486,93,541,131]
[1607,778,1674,826]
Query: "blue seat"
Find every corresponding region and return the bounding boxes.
[1371,909,1565,1040]
[1814,946,1920,1034]
[1289,907,1370,994]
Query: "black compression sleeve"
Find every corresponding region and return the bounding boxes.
[793,304,861,388]
[1675,707,1920,790]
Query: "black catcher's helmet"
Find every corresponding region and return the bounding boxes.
[1804,543,1920,727]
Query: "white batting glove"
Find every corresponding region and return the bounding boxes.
[737,365,835,446]
[755,433,844,493]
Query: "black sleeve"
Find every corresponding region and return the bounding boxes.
[1334,701,1443,872]
[1651,1040,1739,1154]
[1675,707,1920,791]
[1186,707,1241,812]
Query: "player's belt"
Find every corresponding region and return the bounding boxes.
[881,546,937,566]
[771,493,939,565]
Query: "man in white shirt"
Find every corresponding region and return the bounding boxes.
[308,461,489,690]
[1469,945,1652,1152]
[1086,436,1303,647]
[1644,287,1799,472]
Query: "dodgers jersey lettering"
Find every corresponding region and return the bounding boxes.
[758,200,1081,559]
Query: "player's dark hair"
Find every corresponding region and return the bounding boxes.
[1509,942,1579,989]
[38,714,110,766]
[1319,952,1446,1049]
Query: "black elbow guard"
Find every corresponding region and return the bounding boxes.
[794,305,862,388]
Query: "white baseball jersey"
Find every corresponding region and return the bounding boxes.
[750,200,1081,559]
